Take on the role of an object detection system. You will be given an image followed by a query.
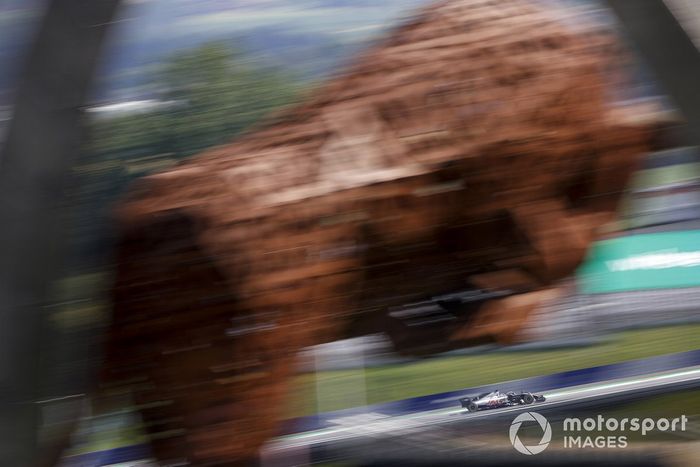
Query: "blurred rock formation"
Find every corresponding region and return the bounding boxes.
[102,0,655,464]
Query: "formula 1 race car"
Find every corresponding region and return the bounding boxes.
[459,390,546,412]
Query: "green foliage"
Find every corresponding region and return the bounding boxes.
[88,42,301,160]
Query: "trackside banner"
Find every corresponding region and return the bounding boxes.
[578,230,700,294]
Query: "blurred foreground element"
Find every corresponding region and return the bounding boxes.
[101,0,662,464]
[0,1,122,466]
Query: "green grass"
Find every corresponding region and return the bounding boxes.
[288,324,700,417]
[68,324,700,455]
[629,163,700,191]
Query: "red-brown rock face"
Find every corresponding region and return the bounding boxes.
[102,0,652,464]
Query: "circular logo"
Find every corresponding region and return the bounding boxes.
[510,412,552,455]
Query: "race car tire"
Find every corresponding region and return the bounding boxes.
[523,393,535,404]
[467,402,479,412]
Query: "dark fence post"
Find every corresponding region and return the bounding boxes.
[0,1,122,465]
